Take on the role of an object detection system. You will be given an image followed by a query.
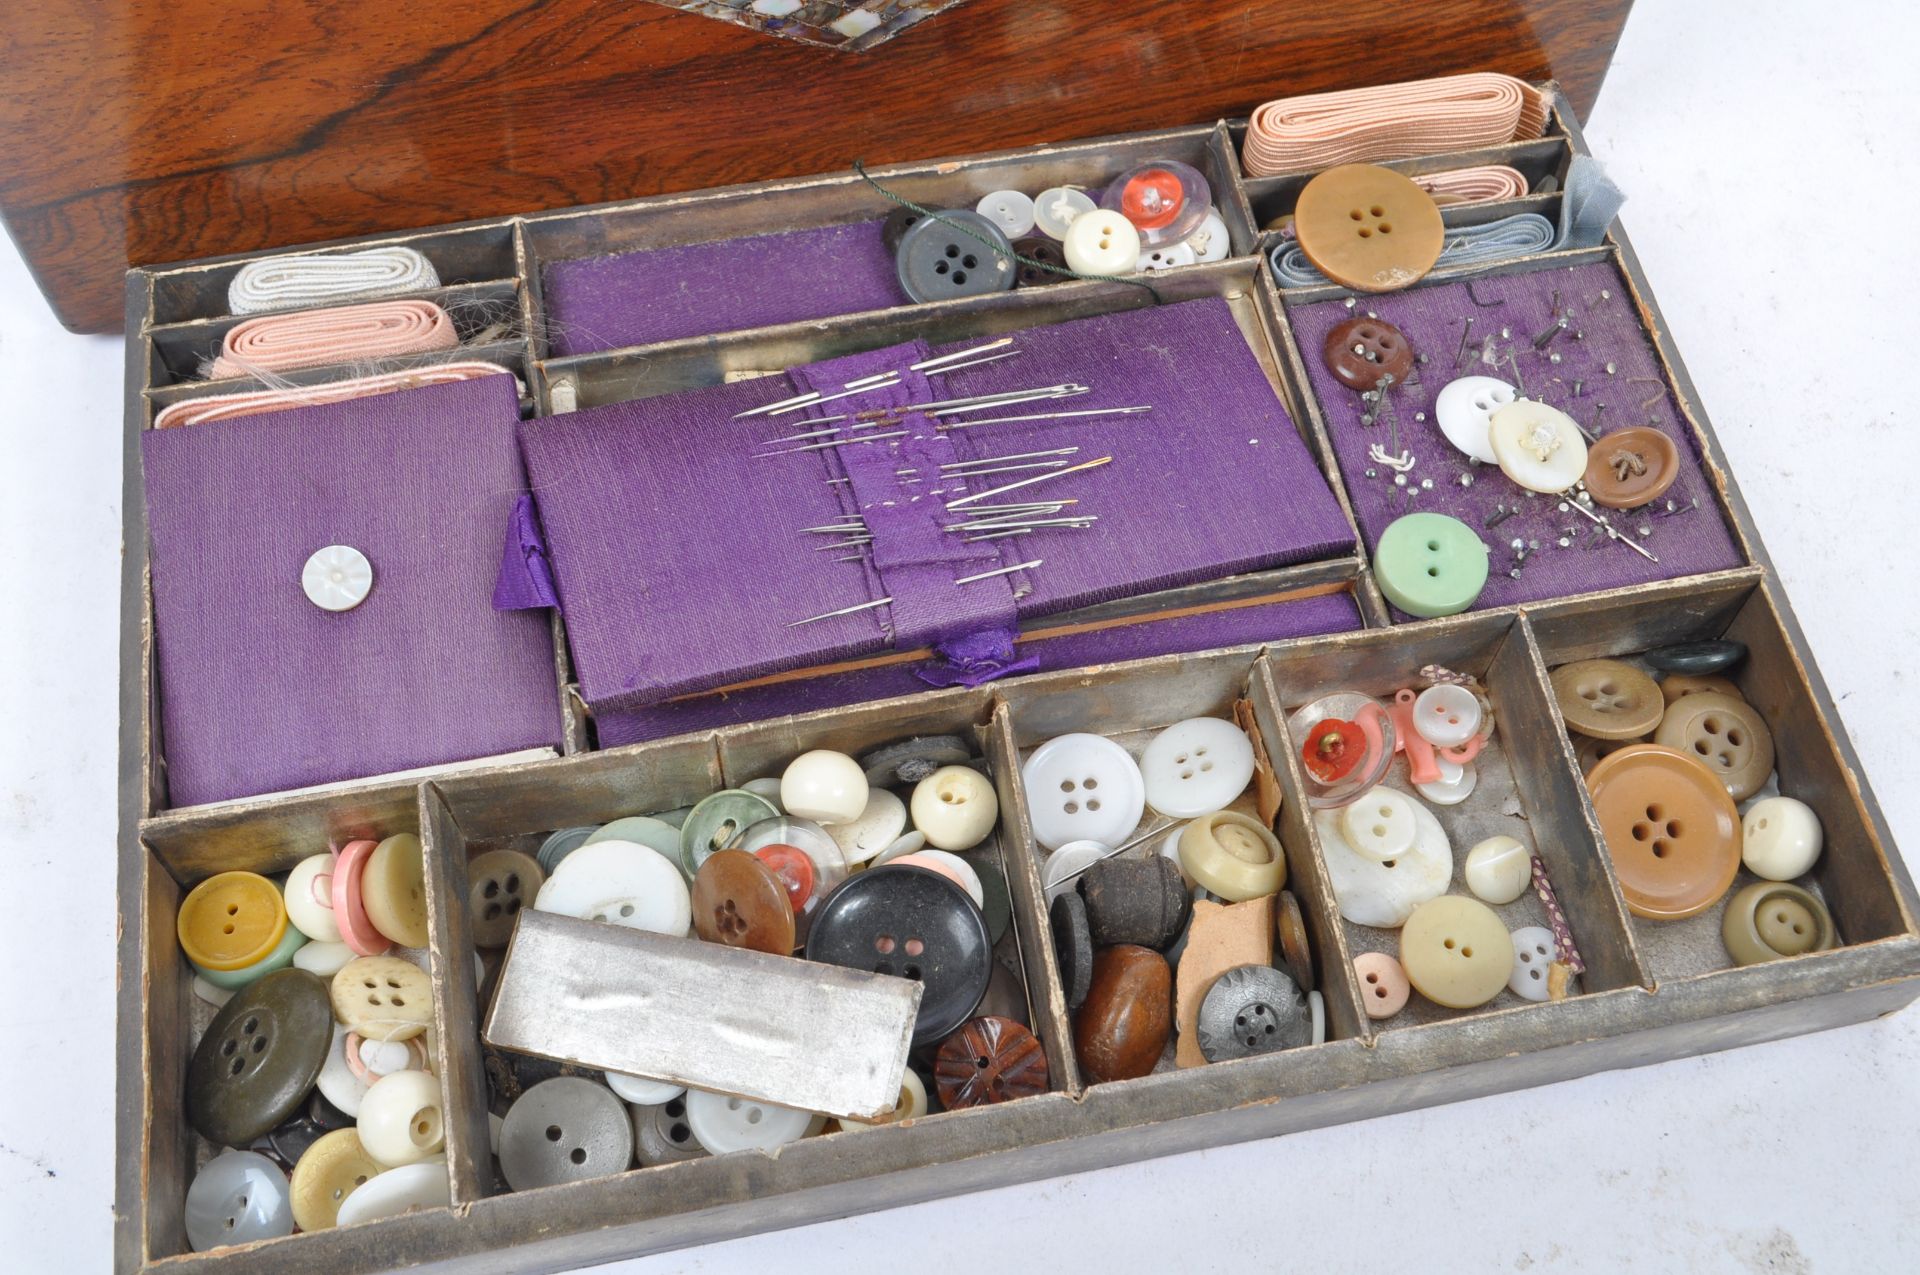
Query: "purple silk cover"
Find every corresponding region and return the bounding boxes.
[142,374,563,807]
[519,298,1356,717]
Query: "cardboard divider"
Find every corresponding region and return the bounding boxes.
[418,784,494,1207]
[1241,135,1574,229]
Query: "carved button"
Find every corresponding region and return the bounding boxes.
[806,864,990,1045]
[692,849,795,955]
[1722,881,1837,966]
[1081,855,1190,950]
[1653,690,1775,801]
[1587,743,1741,920]
[1742,796,1824,881]
[1323,316,1415,392]
[1353,951,1410,1019]
[1373,512,1490,618]
[331,956,433,1042]
[1660,672,1742,704]
[1074,945,1172,1082]
[934,1016,1049,1109]
[1434,375,1518,464]
[1050,888,1094,1009]
[289,1128,382,1232]
[498,1077,632,1190]
[361,833,428,949]
[185,1150,293,1251]
[679,789,780,877]
[1508,925,1556,1002]
[1293,164,1445,292]
[1583,426,1679,509]
[1490,400,1589,493]
[1178,810,1286,902]
[179,871,288,972]
[1197,964,1310,1061]
[1400,895,1514,1009]
[1275,889,1316,993]
[187,969,334,1147]
[895,209,1016,303]
[1646,639,1747,676]
[1012,236,1070,287]
[1551,658,1664,741]
[467,848,542,949]
[301,544,373,612]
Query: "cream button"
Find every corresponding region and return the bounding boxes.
[1401,895,1514,1009]
[1434,375,1517,465]
[293,940,355,978]
[780,750,870,824]
[331,956,433,1043]
[355,1069,445,1168]
[1062,210,1141,276]
[1464,835,1532,905]
[838,1066,928,1129]
[1413,757,1477,806]
[1184,207,1231,262]
[289,1128,382,1232]
[1315,802,1451,927]
[975,190,1036,239]
[1507,925,1556,1001]
[827,787,909,862]
[1140,716,1256,819]
[1412,684,1481,748]
[684,1089,812,1155]
[301,545,373,612]
[1489,400,1589,493]
[332,1160,450,1228]
[283,853,342,943]
[534,839,692,936]
[1021,732,1146,852]
[1741,796,1823,880]
[909,765,998,851]
[1033,186,1097,240]
[1339,786,1418,862]
[1178,811,1286,902]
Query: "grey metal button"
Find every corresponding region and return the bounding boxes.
[537,826,596,874]
[1196,965,1311,1062]
[859,734,973,786]
[185,1150,293,1252]
[631,1092,711,1167]
[1050,889,1093,1009]
[895,210,1016,304]
[499,1078,633,1190]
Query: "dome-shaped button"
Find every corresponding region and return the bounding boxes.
[1722,881,1837,966]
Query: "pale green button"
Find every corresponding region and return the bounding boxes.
[191,920,308,991]
[1374,513,1490,617]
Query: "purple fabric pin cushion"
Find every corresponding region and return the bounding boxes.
[518,296,1357,718]
[1286,261,1746,617]
[141,373,563,807]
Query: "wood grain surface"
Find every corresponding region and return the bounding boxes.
[0,0,1632,333]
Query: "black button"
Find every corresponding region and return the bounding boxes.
[1012,236,1070,287]
[894,210,1016,304]
[1050,889,1093,1009]
[806,864,990,1045]
[881,206,927,255]
[858,734,973,786]
[1645,639,1747,675]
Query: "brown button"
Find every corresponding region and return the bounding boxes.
[1660,672,1742,705]
[1294,164,1445,293]
[934,1016,1049,1109]
[691,849,794,955]
[1721,881,1836,966]
[1653,690,1775,802]
[1072,945,1171,1085]
[1583,427,1680,510]
[1012,236,1069,287]
[1586,743,1741,919]
[1551,658,1663,741]
[1322,316,1416,392]
[467,849,543,949]
[1573,731,1646,776]
[1274,889,1315,994]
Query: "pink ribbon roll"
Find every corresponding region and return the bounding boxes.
[1243,73,1549,177]
[154,361,515,429]
[1414,164,1531,204]
[209,300,458,379]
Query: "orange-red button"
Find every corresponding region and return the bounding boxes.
[1586,744,1740,920]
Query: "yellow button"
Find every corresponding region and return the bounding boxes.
[362,834,430,949]
[331,956,433,1042]
[1178,811,1287,902]
[177,872,288,972]
[290,1127,382,1232]
[1399,895,1513,1009]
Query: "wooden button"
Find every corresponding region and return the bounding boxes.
[1583,426,1679,509]
[186,969,334,1147]
[1653,690,1775,801]
[1322,316,1415,392]
[289,1128,383,1232]
[179,871,288,972]
[1586,744,1741,919]
[1073,945,1172,1083]
[331,956,433,1042]
[691,849,794,955]
[1551,659,1663,740]
[933,1016,1049,1109]
[1274,889,1316,994]
[1721,881,1836,965]
[467,848,543,949]
[1399,895,1513,1009]
[1294,164,1444,292]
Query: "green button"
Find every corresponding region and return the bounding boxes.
[1374,513,1490,617]
[191,920,308,991]
[187,968,334,1147]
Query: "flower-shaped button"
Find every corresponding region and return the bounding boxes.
[1196,963,1310,1061]
[301,545,373,612]
[934,1016,1049,1109]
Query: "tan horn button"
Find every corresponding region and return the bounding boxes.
[1551,658,1664,741]
[1721,881,1837,966]
[1399,895,1513,1010]
[1660,672,1742,705]
[1293,164,1445,293]
[1653,690,1775,802]
[1583,426,1680,510]
[1586,744,1741,920]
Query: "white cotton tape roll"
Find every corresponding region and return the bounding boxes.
[227,247,441,315]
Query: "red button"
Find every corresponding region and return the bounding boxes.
[1120,168,1187,231]
[754,844,816,912]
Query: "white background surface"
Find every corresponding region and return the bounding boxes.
[2,3,1916,1269]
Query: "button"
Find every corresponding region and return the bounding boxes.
[1411,684,1481,748]
[1652,690,1775,801]
[1413,756,1478,806]
[1586,743,1741,919]
[1722,881,1836,966]
[1464,835,1532,905]
[1573,732,1643,775]
[1401,895,1514,1009]
[1660,672,1742,704]
[780,751,870,824]
[1373,512,1490,618]
[292,940,354,978]
[354,1033,428,1080]
[1011,236,1070,287]
[1507,925,1556,1001]
[1103,159,1211,244]
[1307,990,1326,1044]
[187,968,334,1146]
[1275,889,1316,993]
[1138,241,1197,271]
[283,853,342,943]
[964,853,1013,946]
[753,843,816,913]
[975,189,1036,239]
[331,839,392,958]
[692,849,795,955]
[1033,186,1097,240]
[301,545,373,612]
[1433,376,1517,464]
[264,1094,336,1167]
[185,1150,293,1251]
[316,1022,372,1115]
[1292,692,1394,797]
[1140,716,1256,819]
[742,777,786,813]
[1050,889,1094,1009]
[1021,732,1147,851]
[1178,811,1286,902]
[179,871,289,971]
[1080,855,1190,950]
[1174,896,1274,1067]
[536,839,693,935]
[289,1128,383,1232]
[331,956,433,1042]
[1196,963,1309,1061]
[837,1066,928,1129]
[362,833,428,949]
[467,848,542,949]
[735,816,849,898]
[631,1093,710,1166]
[1314,801,1451,927]
[1185,207,1231,262]
[605,1072,684,1106]
[1073,945,1173,1082]
[1583,426,1679,509]
[881,206,927,255]
[333,1160,450,1228]
[499,1077,632,1189]
[894,849,985,910]
[1551,658,1663,741]
[1352,951,1410,1019]
[806,864,991,1045]
[1742,796,1823,881]
[1322,316,1416,392]
[1489,400,1590,493]
[869,829,926,867]
[584,815,683,863]
[682,1088,813,1154]
[1062,209,1141,276]
[356,1069,445,1167]
[1293,163,1445,292]
[679,788,782,877]
[1338,786,1418,862]
[909,765,998,851]
[859,735,973,785]
[827,788,908,863]
[1044,839,1110,898]
[933,1016,1049,1108]
[537,826,597,874]
[194,929,308,998]
[1646,639,1747,675]
[895,210,1016,303]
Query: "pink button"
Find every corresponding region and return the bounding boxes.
[332,839,392,957]
[1353,951,1410,1019]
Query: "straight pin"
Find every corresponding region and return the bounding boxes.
[1561,497,1658,562]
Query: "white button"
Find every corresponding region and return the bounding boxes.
[1042,840,1109,898]
[356,1069,445,1167]
[1021,732,1146,851]
[975,190,1036,239]
[1314,803,1451,928]
[742,776,786,813]
[1185,207,1230,262]
[301,544,374,612]
[908,765,998,851]
[1508,925,1556,1001]
[780,750,870,824]
[868,829,926,867]
[1338,786,1418,861]
[1464,834,1532,905]
[1138,241,1197,271]
[284,852,342,942]
[1156,822,1191,885]
[1413,757,1478,806]
[359,1038,417,1078]
[827,787,908,862]
[292,939,355,977]
[191,974,234,1008]
[316,1022,370,1116]
[1033,186,1097,239]
[1062,210,1141,276]
[1489,400,1590,493]
[1140,717,1255,819]
[1307,989,1327,1045]
[534,839,692,936]
[909,848,985,910]
[1434,376,1517,465]
[333,1161,451,1228]
[1412,684,1481,748]
[684,1089,812,1154]
[606,1072,686,1106]
[1741,796,1823,880]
